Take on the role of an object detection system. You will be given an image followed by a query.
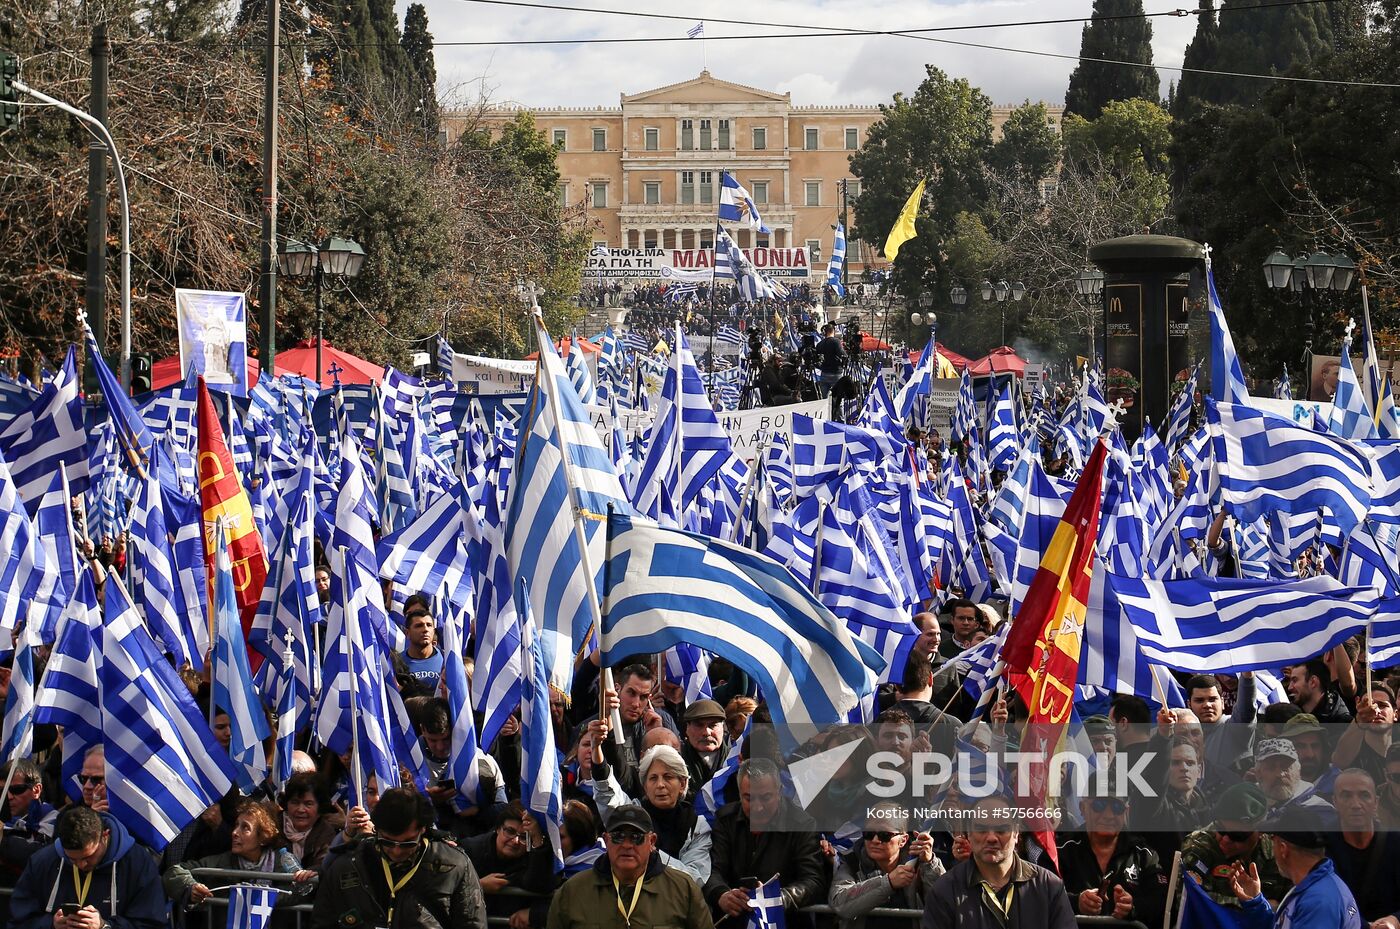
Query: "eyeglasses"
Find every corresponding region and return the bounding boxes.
[500,825,528,843]
[863,830,905,844]
[1217,830,1255,843]
[6,782,35,796]
[607,830,648,847]
[78,776,105,787]
[1089,799,1127,815]
[376,836,423,850]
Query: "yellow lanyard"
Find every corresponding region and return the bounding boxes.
[73,866,92,907]
[612,874,645,927]
[378,843,426,927]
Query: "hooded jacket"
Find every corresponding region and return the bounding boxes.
[8,812,165,929]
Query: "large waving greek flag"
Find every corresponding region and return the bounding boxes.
[602,513,883,734]
[718,170,770,234]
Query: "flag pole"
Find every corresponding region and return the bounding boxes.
[1162,851,1183,929]
[810,502,826,596]
[730,437,768,545]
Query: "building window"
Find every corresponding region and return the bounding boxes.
[807,239,822,262]
[552,128,566,148]
[591,183,608,208]
[752,126,767,150]
[556,183,568,207]
[845,127,858,150]
[700,118,712,151]
[680,171,695,205]
[699,170,714,204]
[805,127,818,150]
[751,181,768,205]
[718,119,731,150]
[805,181,821,206]
[681,119,694,150]
[592,128,606,152]
[644,234,658,248]
[757,236,770,248]
[846,178,861,200]
[644,181,660,204]
[644,127,658,151]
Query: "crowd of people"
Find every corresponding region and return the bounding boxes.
[0,587,1394,929]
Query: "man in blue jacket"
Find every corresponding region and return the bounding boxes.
[1226,810,1362,929]
[8,805,164,929]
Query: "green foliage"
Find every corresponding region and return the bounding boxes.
[1173,0,1219,117]
[1062,98,1172,223]
[1064,0,1160,119]
[1188,0,1335,107]
[988,102,1063,189]
[400,3,439,139]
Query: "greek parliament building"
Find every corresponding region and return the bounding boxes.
[442,71,1063,274]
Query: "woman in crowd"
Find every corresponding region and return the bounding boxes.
[162,801,315,919]
[278,773,345,872]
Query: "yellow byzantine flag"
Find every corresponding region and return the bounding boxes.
[882,178,926,262]
[997,437,1106,872]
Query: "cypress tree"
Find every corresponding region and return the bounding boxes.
[401,3,439,138]
[1173,0,1219,116]
[1064,0,1160,120]
[1206,0,1334,106]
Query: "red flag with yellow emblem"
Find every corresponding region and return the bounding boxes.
[997,438,1107,869]
[196,377,267,657]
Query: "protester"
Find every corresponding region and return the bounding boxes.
[1179,783,1290,908]
[830,802,943,929]
[278,773,345,871]
[589,741,712,882]
[679,700,729,795]
[161,800,314,907]
[1226,810,1363,929]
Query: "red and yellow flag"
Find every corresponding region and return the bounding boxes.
[997,438,1107,870]
[196,378,267,654]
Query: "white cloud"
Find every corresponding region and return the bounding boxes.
[404,0,1200,109]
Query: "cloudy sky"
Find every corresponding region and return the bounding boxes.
[402,0,1200,110]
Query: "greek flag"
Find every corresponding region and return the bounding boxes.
[0,447,61,641]
[33,570,101,801]
[987,380,1017,471]
[695,718,746,823]
[129,466,204,670]
[1330,334,1378,440]
[518,581,564,871]
[1164,364,1198,452]
[83,320,155,469]
[715,324,744,348]
[1081,567,1185,705]
[747,877,786,929]
[473,550,523,751]
[271,639,297,790]
[0,630,35,763]
[1207,399,1374,537]
[1101,570,1378,673]
[101,574,237,849]
[602,513,883,734]
[567,332,599,405]
[0,347,89,506]
[1206,260,1249,403]
[687,21,703,37]
[437,335,455,376]
[505,317,630,692]
[332,430,403,655]
[826,223,846,298]
[377,482,472,611]
[1275,365,1294,401]
[211,519,272,794]
[718,170,770,233]
[227,884,279,929]
[663,643,713,704]
[440,599,484,806]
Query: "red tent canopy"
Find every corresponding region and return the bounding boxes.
[524,336,601,360]
[861,332,892,351]
[908,342,970,371]
[276,339,385,387]
[968,346,1028,377]
[151,354,262,392]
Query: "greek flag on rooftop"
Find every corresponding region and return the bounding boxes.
[718,170,770,233]
[101,574,237,850]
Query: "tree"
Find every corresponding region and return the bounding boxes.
[1172,0,1218,117]
[1064,0,1160,120]
[1202,0,1335,106]
[988,102,1063,190]
[401,3,439,139]
[849,66,994,339]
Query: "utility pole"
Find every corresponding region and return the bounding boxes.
[258,0,280,371]
[84,24,108,372]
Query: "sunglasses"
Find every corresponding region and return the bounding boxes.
[863,830,905,844]
[607,830,648,846]
[376,836,423,850]
[79,775,105,787]
[1217,830,1255,843]
[6,782,35,796]
[1089,799,1127,815]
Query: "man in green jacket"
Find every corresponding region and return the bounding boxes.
[548,804,713,929]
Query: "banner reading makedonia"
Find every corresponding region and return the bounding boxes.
[584,245,811,279]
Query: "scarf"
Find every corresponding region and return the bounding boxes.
[238,847,280,874]
[283,815,312,861]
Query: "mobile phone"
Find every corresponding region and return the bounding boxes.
[435,778,456,790]
[740,877,760,891]
[61,904,81,917]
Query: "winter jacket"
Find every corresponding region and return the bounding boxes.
[921,854,1076,929]
[704,797,828,914]
[161,848,303,904]
[829,841,944,929]
[1236,857,1362,929]
[310,835,487,929]
[1057,833,1167,926]
[546,850,713,929]
[591,761,712,884]
[8,812,165,929]
[0,799,57,880]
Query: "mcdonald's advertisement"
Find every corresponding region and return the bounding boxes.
[1103,283,1143,412]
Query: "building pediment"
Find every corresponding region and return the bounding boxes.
[622,70,790,106]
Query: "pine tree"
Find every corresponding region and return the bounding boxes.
[1064,0,1160,120]
[401,3,439,139]
[1205,0,1334,106]
[1172,0,1218,116]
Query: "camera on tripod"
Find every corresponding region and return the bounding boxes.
[841,317,862,357]
[746,327,765,366]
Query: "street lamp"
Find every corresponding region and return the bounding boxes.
[1074,267,1105,359]
[1263,248,1356,399]
[512,281,542,355]
[277,235,366,385]
[950,284,967,308]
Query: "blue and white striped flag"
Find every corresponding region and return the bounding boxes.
[101,573,237,849]
[33,570,101,801]
[567,332,599,405]
[1329,334,1378,440]
[747,877,786,929]
[602,513,884,735]
[473,550,523,751]
[1207,399,1374,537]
[226,884,279,929]
[1206,259,1249,403]
[437,335,455,376]
[211,518,272,794]
[0,630,35,764]
[1081,565,1185,705]
[377,482,473,611]
[663,643,713,704]
[715,324,744,348]
[1275,365,1293,401]
[271,638,298,790]
[0,447,62,642]
[0,347,89,506]
[518,580,564,872]
[987,380,1017,472]
[718,170,770,234]
[129,466,204,670]
[696,717,746,823]
[440,598,484,806]
[1164,364,1198,453]
[826,223,846,298]
[687,21,704,38]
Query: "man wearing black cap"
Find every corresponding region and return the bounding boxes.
[680,700,729,796]
[547,804,712,929]
[1226,809,1362,929]
[1180,783,1290,909]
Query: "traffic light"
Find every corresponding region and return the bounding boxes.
[131,353,152,394]
[0,51,19,130]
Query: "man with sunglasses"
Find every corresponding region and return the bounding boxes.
[546,804,711,929]
[830,803,943,929]
[923,795,1075,929]
[1058,792,1165,925]
[1180,783,1290,909]
[312,787,486,929]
